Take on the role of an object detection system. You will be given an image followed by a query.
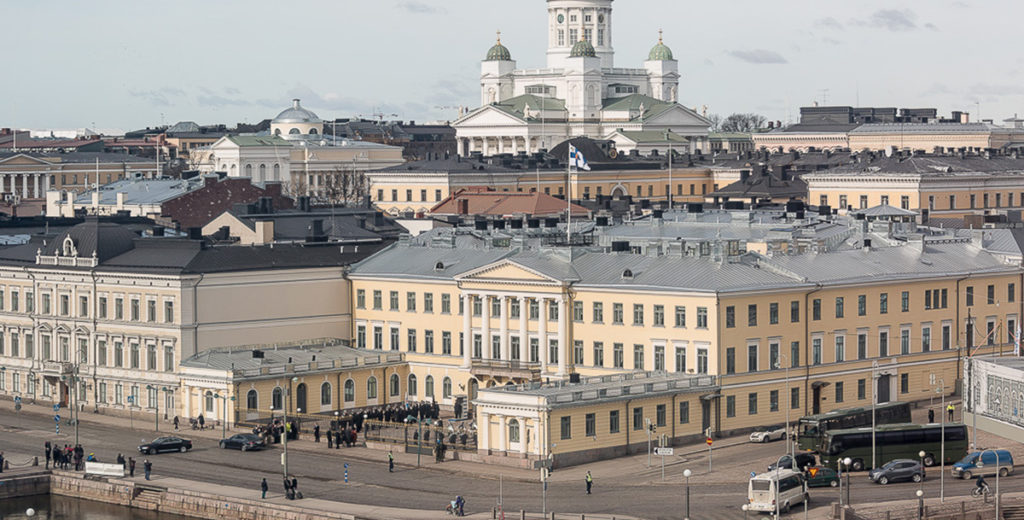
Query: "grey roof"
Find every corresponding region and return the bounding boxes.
[231,208,401,242]
[72,177,203,205]
[375,156,520,174]
[0,151,156,164]
[180,343,403,374]
[273,99,321,124]
[774,123,861,133]
[852,204,918,218]
[709,171,806,200]
[42,218,137,262]
[478,371,718,408]
[817,155,1024,176]
[850,122,1002,134]
[973,354,1024,372]
[166,121,201,133]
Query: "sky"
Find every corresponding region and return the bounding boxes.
[4,0,1024,132]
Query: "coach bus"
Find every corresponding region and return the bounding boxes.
[818,422,968,471]
[796,401,911,452]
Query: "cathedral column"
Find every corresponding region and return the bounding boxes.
[497,137,505,155]
[33,174,40,198]
[462,294,472,368]
[21,174,28,199]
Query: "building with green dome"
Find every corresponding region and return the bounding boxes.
[456,0,711,159]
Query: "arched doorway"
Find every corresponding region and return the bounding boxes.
[295,383,307,413]
[610,184,628,200]
[468,379,479,401]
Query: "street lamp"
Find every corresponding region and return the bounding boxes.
[916,489,924,520]
[683,468,692,520]
[60,373,81,446]
[145,385,168,432]
[918,450,926,496]
[741,503,748,520]
[936,377,946,503]
[871,360,879,470]
[978,449,1004,518]
[776,354,792,458]
[405,415,430,467]
[282,376,298,479]
[212,393,236,439]
[842,457,852,506]
[773,455,787,519]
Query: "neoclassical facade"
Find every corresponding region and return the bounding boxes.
[454,0,710,156]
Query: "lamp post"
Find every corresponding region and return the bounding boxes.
[282,376,298,479]
[741,503,748,520]
[871,360,879,470]
[978,449,1003,517]
[843,457,852,506]
[145,385,167,431]
[60,373,81,445]
[918,450,926,496]
[773,455,787,520]
[405,415,428,467]
[212,393,235,439]
[916,489,924,520]
[776,354,792,458]
[683,468,692,520]
[937,377,946,502]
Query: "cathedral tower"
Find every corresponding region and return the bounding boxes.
[546,0,614,69]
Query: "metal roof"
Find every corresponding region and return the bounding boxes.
[72,177,203,205]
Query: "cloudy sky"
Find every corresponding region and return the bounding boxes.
[4,0,1024,131]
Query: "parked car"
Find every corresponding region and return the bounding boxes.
[219,433,265,452]
[138,437,193,455]
[747,468,809,513]
[952,450,1014,480]
[868,459,924,485]
[768,452,817,472]
[750,426,787,443]
[805,466,840,488]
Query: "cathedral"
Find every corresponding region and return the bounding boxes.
[453,0,711,157]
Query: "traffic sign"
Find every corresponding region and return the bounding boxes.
[54,414,61,423]
[808,467,819,478]
[654,447,674,456]
[127,396,134,403]
[53,404,60,412]
[14,396,21,404]
[706,437,713,446]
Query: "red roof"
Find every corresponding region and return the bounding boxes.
[430,188,590,217]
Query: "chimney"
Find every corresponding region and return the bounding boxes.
[739,169,751,182]
[255,220,274,245]
[862,238,872,253]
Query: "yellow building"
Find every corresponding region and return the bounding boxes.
[349,228,1021,466]
[0,152,158,198]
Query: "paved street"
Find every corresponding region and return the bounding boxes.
[0,404,1020,519]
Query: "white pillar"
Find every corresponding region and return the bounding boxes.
[462,294,472,368]
[497,414,506,453]
[500,296,509,361]
[21,173,28,199]
[43,173,50,193]
[518,296,528,360]
[457,139,465,157]
[481,295,490,360]
[539,298,548,372]
[0,173,6,193]
[480,412,491,451]
[183,384,191,418]
[557,297,567,376]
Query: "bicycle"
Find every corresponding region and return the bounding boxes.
[971,484,991,499]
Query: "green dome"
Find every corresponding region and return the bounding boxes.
[648,42,673,61]
[486,42,512,61]
[569,39,597,58]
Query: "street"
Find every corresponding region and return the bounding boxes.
[0,407,1019,520]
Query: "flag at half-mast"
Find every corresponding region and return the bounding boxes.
[1015,320,1021,356]
[569,144,591,171]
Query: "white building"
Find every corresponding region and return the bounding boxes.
[454,0,711,157]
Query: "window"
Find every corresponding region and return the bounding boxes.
[900,329,910,355]
[593,342,604,367]
[726,396,736,417]
[492,298,501,318]
[790,301,800,323]
[356,325,366,349]
[1010,284,1017,303]
[858,379,866,400]
[858,295,866,316]
[674,306,685,327]
[791,387,800,409]
[42,293,51,315]
[922,326,931,352]
[880,293,888,314]
[592,302,604,322]
[654,345,665,371]
[130,343,140,369]
[835,382,844,403]
[343,380,355,402]
[653,305,664,326]
[879,330,889,357]
[679,401,690,423]
[585,413,596,437]
[573,301,584,322]
[367,376,378,399]
[858,333,867,360]
[725,347,735,374]
[130,299,140,321]
[147,344,156,370]
[747,344,758,372]
[164,301,174,323]
[748,393,758,415]
[407,329,417,352]
[560,416,572,440]
[424,330,434,354]
[901,291,910,312]
[612,303,623,324]
[655,404,667,427]
[372,290,382,310]
[573,340,584,365]
[675,346,686,373]
[441,294,451,314]
[147,300,156,322]
[632,304,644,325]
[835,297,844,318]
[942,323,951,350]
[900,373,909,394]
[725,306,735,328]
[748,304,757,326]
[632,407,644,430]
[697,307,708,328]
[834,335,845,362]
[966,286,974,307]
[613,343,624,368]
[529,300,539,319]
[769,303,779,325]
[164,346,173,372]
[390,327,399,351]
[389,291,399,311]
[697,348,708,374]
[633,344,644,370]
[987,284,995,305]
[79,296,88,317]
[407,292,416,312]
[548,339,558,365]
[114,341,123,367]
[548,300,558,321]
[812,337,822,365]
[812,299,821,320]
[390,374,400,397]
[407,374,417,397]
[443,377,452,399]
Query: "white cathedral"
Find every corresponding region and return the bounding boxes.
[453,0,712,158]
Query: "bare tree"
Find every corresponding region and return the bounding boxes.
[721,113,768,133]
[318,168,369,206]
[707,113,723,132]
[283,175,309,199]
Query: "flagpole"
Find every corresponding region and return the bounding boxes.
[566,145,572,244]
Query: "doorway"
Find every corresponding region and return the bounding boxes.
[813,386,822,415]
[877,374,891,404]
[295,383,307,414]
[701,400,711,433]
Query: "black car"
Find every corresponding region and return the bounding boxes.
[768,453,817,472]
[219,433,265,452]
[138,437,193,455]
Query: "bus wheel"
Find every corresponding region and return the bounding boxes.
[851,459,864,471]
[923,454,936,467]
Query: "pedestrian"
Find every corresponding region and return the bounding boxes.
[388,450,394,472]
[198,414,205,430]
[335,430,341,449]
[0,450,5,473]
[143,459,152,481]
[948,403,955,422]
[116,454,125,468]
[129,457,136,477]
[283,477,293,500]
[260,478,268,499]
[585,471,593,494]
[52,446,61,470]
[314,424,320,443]
[327,430,333,449]
[45,441,51,469]
[291,477,299,499]
[928,409,935,423]
[173,416,179,431]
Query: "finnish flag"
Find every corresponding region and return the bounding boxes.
[569,144,591,171]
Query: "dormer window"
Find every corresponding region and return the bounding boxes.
[434,261,445,271]
[622,269,634,280]
[61,236,77,257]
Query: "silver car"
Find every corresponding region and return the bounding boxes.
[750,426,787,443]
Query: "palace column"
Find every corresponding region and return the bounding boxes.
[462,294,472,368]
[496,414,506,453]
[518,296,528,363]
[499,296,509,361]
[557,297,567,376]
[21,174,28,199]
[539,298,548,372]
[480,412,491,452]
[481,295,490,360]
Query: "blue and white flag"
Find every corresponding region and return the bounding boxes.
[1015,321,1021,356]
[569,144,591,171]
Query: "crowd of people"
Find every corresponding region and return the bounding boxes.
[45,441,90,471]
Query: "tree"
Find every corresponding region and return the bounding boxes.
[720,113,768,133]
[318,168,370,206]
[707,113,723,132]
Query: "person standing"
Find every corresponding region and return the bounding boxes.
[0,451,5,473]
[143,459,152,481]
[198,414,205,430]
[327,430,333,449]
[283,476,293,500]
[928,409,935,423]
[585,471,593,494]
[388,450,394,472]
[260,478,268,499]
[128,457,136,477]
[44,441,51,469]
[314,424,320,443]
[173,416,179,431]
[948,403,955,422]
[291,477,299,499]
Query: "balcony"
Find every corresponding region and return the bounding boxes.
[42,361,74,376]
[470,360,542,381]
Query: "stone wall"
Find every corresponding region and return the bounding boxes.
[0,472,49,500]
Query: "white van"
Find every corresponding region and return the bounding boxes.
[747,468,808,513]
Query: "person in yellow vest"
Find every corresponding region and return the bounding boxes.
[585,470,593,494]
[947,403,955,422]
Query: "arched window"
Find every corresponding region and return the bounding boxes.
[289,128,301,135]
[272,387,283,410]
[320,382,331,406]
[204,390,214,413]
[273,164,280,179]
[389,374,400,397]
[258,164,266,180]
[442,377,452,399]
[425,375,434,398]
[344,379,355,402]
[309,128,318,135]
[246,389,258,410]
[244,164,252,177]
[274,128,282,136]
[408,374,418,396]
[367,376,378,399]
[508,419,520,443]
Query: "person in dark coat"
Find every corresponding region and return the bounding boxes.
[928,409,935,423]
[283,477,293,500]
[45,441,52,469]
[129,458,136,477]
[388,451,394,472]
[327,430,333,448]
[143,459,152,480]
[314,424,320,443]
[291,477,298,497]
[116,454,125,468]
[0,451,4,473]
[173,416,179,431]
[334,430,341,449]
[198,414,205,430]
[261,478,268,499]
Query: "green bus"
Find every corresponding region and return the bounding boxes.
[796,402,911,452]
[818,422,968,471]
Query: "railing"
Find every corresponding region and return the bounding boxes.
[42,361,73,375]
[363,419,478,452]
